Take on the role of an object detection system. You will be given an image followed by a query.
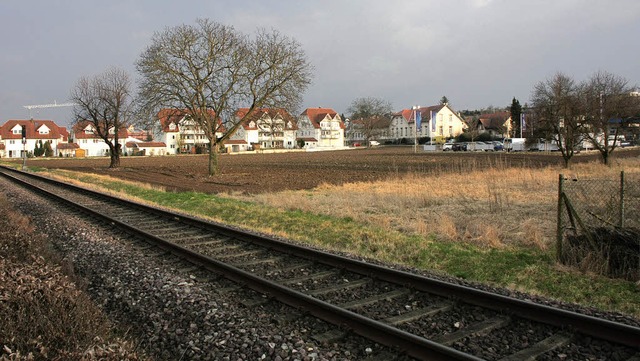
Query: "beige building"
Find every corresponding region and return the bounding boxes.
[297,107,345,149]
[388,104,467,143]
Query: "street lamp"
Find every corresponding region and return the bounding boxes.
[412,105,420,153]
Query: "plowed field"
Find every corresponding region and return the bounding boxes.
[11,147,640,194]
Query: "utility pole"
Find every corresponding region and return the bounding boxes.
[21,125,27,170]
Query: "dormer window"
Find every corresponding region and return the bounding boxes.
[12,128,21,135]
[38,125,50,135]
[169,122,176,131]
[249,121,256,128]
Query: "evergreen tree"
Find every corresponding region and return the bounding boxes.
[440,96,449,105]
[44,141,53,157]
[34,140,44,157]
[509,97,522,137]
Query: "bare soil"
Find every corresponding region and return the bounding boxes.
[13,147,640,194]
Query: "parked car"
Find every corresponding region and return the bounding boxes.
[493,141,504,151]
[452,143,467,151]
[442,141,454,151]
[369,140,380,146]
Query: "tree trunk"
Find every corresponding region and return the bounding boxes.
[109,147,120,168]
[602,151,610,166]
[108,142,121,168]
[207,142,219,176]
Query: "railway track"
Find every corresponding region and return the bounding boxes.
[1,166,638,361]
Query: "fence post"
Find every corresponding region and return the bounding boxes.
[619,171,625,228]
[557,173,564,261]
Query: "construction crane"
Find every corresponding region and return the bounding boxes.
[23,101,75,119]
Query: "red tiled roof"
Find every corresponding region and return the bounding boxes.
[479,112,510,130]
[394,105,445,123]
[57,143,79,150]
[1,119,65,140]
[300,108,345,129]
[157,108,221,133]
[223,139,248,145]
[126,141,166,148]
[235,108,297,130]
[72,120,128,139]
[137,142,166,148]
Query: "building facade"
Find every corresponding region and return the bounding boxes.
[0,119,69,158]
[388,104,467,143]
[297,108,345,148]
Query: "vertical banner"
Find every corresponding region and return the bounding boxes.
[520,113,526,136]
[431,110,437,132]
[415,109,421,131]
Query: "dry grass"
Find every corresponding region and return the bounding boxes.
[0,195,145,360]
[230,158,640,251]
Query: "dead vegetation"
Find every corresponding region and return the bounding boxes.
[238,158,640,250]
[0,196,143,360]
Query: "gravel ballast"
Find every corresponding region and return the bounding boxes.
[0,178,408,360]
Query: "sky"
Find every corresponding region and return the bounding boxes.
[1,0,639,127]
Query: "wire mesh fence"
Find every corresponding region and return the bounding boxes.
[557,171,639,280]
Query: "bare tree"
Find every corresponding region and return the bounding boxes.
[70,67,133,168]
[346,97,392,146]
[580,71,636,165]
[136,19,312,175]
[530,72,583,167]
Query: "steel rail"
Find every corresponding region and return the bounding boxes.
[2,166,639,352]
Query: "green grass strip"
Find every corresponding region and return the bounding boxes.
[41,170,640,317]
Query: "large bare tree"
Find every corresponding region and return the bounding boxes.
[580,71,636,165]
[70,67,133,168]
[136,19,313,175]
[346,97,392,146]
[530,72,583,168]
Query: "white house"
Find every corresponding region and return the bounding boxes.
[388,104,467,143]
[124,141,168,156]
[226,108,297,152]
[157,108,221,155]
[297,108,345,149]
[72,121,128,157]
[0,119,69,158]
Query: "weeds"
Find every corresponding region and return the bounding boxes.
[0,195,144,360]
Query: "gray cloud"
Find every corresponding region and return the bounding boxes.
[1,0,638,126]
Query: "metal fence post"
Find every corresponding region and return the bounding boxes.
[557,173,564,261]
[619,171,625,228]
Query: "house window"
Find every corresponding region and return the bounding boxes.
[12,129,21,135]
[172,135,175,139]
[449,126,453,136]
[9,140,15,144]
[449,114,453,122]
[439,126,443,136]
[170,144,175,149]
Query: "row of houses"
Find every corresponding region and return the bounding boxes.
[0,103,511,158]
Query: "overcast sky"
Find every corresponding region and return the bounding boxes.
[1,0,639,127]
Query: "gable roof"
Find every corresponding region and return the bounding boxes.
[0,119,66,140]
[235,108,297,130]
[478,112,511,130]
[72,120,128,139]
[350,116,392,129]
[126,141,166,148]
[300,107,345,129]
[157,108,219,133]
[394,104,446,123]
